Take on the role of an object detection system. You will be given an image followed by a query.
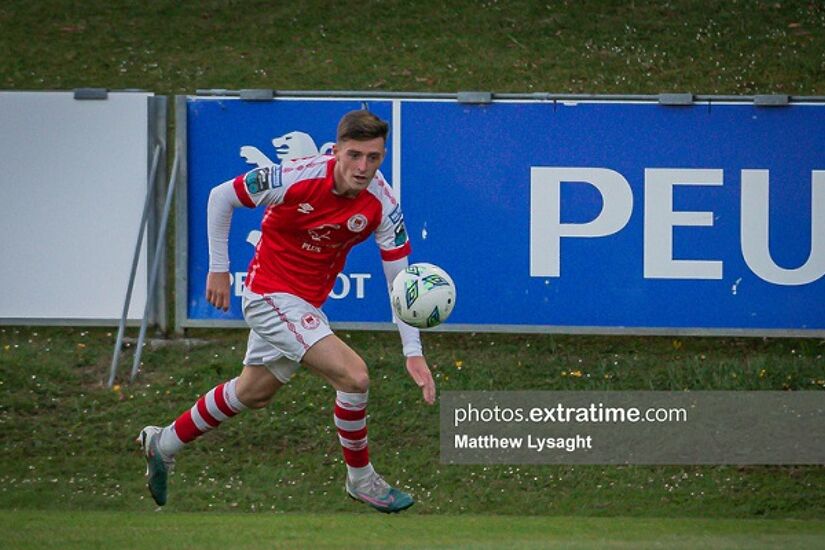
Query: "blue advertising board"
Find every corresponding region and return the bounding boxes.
[401,100,823,332]
[183,98,395,325]
[179,95,824,335]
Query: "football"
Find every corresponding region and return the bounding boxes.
[391,263,456,328]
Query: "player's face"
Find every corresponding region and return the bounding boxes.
[332,137,386,198]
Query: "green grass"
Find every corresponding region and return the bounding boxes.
[1,326,824,518]
[1,0,823,95]
[3,511,825,549]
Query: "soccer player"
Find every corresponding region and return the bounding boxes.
[138,110,435,513]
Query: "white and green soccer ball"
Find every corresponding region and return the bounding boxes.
[391,263,456,329]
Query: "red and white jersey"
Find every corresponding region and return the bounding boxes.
[232,154,411,307]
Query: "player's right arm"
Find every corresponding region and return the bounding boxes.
[205,165,286,311]
[205,177,242,311]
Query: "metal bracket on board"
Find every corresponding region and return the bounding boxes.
[73,88,109,100]
[239,89,275,101]
[457,91,493,104]
[754,94,790,107]
[658,93,694,106]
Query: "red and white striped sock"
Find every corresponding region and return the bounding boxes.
[334,390,374,482]
[158,377,247,458]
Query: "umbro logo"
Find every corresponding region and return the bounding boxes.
[298,203,315,214]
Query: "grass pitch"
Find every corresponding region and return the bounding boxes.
[3,510,825,550]
[2,328,824,518]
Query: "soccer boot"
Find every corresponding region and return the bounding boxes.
[345,471,415,513]
[137,426,175,506]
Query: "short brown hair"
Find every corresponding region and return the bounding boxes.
[336,110,389,143]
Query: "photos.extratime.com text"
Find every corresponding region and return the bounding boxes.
[453,402,689,428]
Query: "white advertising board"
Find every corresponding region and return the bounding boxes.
[0,91,152,321]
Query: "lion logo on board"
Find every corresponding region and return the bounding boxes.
[240,131,334,167]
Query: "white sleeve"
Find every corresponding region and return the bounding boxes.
[372,173,412,261]
[207,179,243,272]
[382,257,424,357]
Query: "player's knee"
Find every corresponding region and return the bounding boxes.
[244,393,273,409]
[236,384,278,409]
[341,359,369,393]
[347,370,370,393]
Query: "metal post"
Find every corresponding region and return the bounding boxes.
[130,154,180,382]
[107,145,162,388]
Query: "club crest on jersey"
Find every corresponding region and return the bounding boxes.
[301,313,320,330]
[347,213,368,233]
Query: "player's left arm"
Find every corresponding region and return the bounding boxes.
[382,257,436,405]
[373,173,435,405]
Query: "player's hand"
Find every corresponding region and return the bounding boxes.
[405,355,435,405]
[206,272,231,311]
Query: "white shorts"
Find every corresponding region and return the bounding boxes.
[242,288,333,384]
